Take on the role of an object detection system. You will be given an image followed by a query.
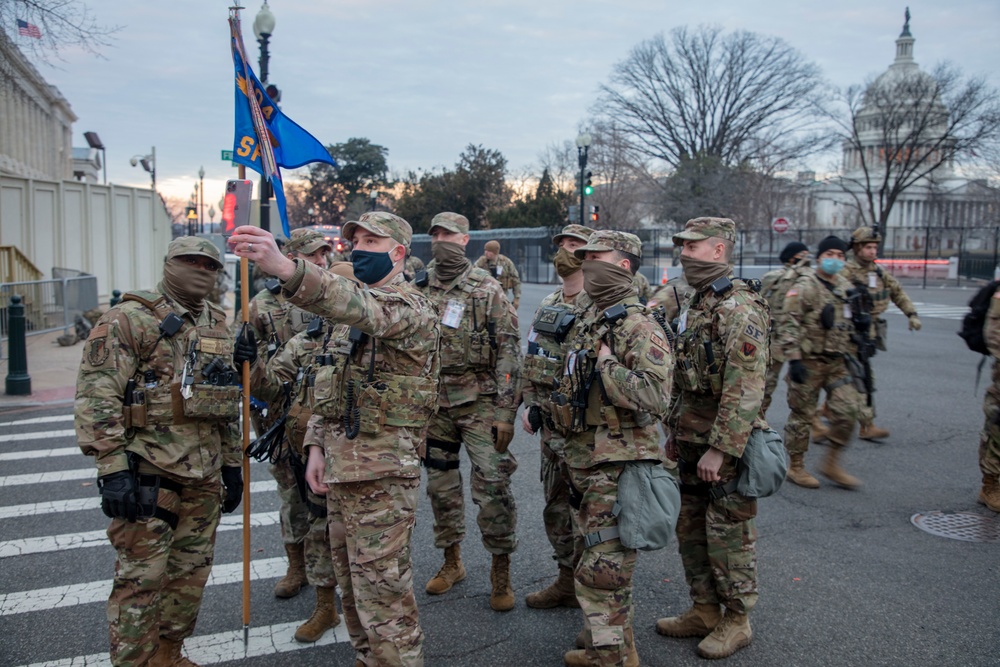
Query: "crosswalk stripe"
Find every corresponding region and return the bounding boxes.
[0,414,74,427]
[889,302,967,321]
[0,447,80,461]
[0,468,95,487]
[0,429,76,443]
[0,511,281,558]
[0,480,278,520]
[19,619,349,667]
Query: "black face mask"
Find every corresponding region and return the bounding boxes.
[351,249,397,285]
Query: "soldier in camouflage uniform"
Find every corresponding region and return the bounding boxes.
[979,290,1000,512]
[403,250,425,281]
[475,239,521,308]
[417,212,522,612]
[232,213,441,667]
[648,275,694,326]
[75,237,246,667]
[842,226,921,440]
[780,235,864,490]
[554,230,673,667]
[758,241,811,419]
[631,270,652,303]
[656,218,769,660]
[520,223,594,610]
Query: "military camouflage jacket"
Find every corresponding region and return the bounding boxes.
[843,257,917,319]
[419,263,522,422]
[759,257,813,363]
[404,255,425,280]
[779,271,856,361]
[648,277,694,324]
[247,286,317,362]
[281,262,441,483]
[558,295,673,469]
[522,287,593,411]
[669,277,769,457]
[474,253,521,301]
[632,272,652,303]
[75,285,241,478]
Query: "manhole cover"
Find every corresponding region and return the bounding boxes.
[911,511,1000,543]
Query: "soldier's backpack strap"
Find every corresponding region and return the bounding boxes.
[120,291,187,362]
[461,267,490,296]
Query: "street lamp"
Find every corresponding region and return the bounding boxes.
[252,2,276,233]
[129,147,156,191]
[370,190,378,212]
[209,205,216,229]
[186,208,197,237]
[198,165,205,233]
[576,132,592,227]
[84,131,106,185]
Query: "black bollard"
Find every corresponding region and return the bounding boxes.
[5,295,32,395]
[110,290,122,308]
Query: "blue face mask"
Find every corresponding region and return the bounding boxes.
[820,257,845,275]
[351,249,396,284]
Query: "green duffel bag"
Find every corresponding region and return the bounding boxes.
[737,427,788,499]
[613,461,681,551]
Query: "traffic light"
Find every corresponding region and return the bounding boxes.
[584,171,593,196]
[591,205,599,223]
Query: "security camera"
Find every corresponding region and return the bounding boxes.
[130,157,138,167]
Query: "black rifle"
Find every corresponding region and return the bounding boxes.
[846,288,876,406]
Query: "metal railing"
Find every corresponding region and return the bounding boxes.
[1,275,99,346]
[0,245,43,283]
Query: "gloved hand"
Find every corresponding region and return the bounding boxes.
[512,298,520,310]
[234,323,257,366]
[98,470,139,522]
[492,422,515,453]
[788,359,808,384]
[908,314,922,331]
[221,466,243,513]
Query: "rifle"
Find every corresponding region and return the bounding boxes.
[846,287,876,406]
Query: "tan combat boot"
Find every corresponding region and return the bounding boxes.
[425,544,466,595]
[978,474,1000,512]
[274,542,308,598]
[811,414,829,442]
[696,609,752,659]
[526,564,579,609]
[785,453,820,489]
[819,447,861,489]
[153,638,200,667]
[564,627,639,667]
[858,422,890,441]
[294,585,341,642]
[655,602,721,638]
[490,553,515,611]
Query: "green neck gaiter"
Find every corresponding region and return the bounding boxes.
[680,256,731,291]
[553,247,583,278]
[582,260,635,309]
[161,259,215,317]
[432,241,471,283]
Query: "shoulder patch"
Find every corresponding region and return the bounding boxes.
[786,288,798,298]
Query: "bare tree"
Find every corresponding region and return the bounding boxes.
[585,120,652,230]
[598,26,830,172]
[537,140,579,195]
[0,0,119,64]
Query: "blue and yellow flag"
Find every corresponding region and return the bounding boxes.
[229,12,335,237]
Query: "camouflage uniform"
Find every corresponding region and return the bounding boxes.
[475,248,521,306]
[284,212,440,666]
[664,219,769,655]
[648,276,694,325]
[553,231,673,667]
[758,256,813,418]
[978,293,1000,511]
[75,237,241,667]
[404,254,425,281]
[632,271,652,303]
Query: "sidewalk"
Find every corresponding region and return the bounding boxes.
[0,328,81,408]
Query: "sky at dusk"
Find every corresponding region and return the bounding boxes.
[21,0,1000,211]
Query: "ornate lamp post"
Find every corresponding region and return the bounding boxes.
[253,2,276,232]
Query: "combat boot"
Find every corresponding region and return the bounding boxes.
[294,585,340,642]
[153,638,200,667]
[810,415,828,442]
[978,474,1000,512]
[274,543,308,598]
[858,422,890,441]
[425,544,466,595]
[785,453,820,489]
[526,564,579,609]
[818,447,861,489]
[696,609,752,659]
[563,628,639,667]
[490,553,515,611]
[655,602,721,638]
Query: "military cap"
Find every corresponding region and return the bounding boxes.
[817,235,849,255]
[672,217,738,245]
[573,230,643,259]
[342,211,413,249]
[166,236,222,270]
[429,212,470,234]
[285,228,332,255]
[850,226,882,245]
[552,224,595,245]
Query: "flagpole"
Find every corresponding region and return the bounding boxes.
[238,162,251,652]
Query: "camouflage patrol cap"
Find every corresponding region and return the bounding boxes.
[552,224,595,245]
[851,226,882,245]
[429,212,470,234]
[672,217,738,245]
[342,211,413,249]
[166,236,222,270]
[285,228,332,255]
[573,230,642,259]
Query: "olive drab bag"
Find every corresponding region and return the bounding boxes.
[613,461,681,551]
[736,427,787,499]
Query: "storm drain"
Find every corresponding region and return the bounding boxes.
[910,511,999,543]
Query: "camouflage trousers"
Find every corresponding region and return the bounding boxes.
[858,363,878,427]
[424,397,518,554]
[327,476,423,667]
[270,456,336,588]
[105,475,222,667]
[568,463,636,667]
[759,357,784,419]
[784,357,861,455]
[676,444,758,614]
[540,434,582,569]
[980,385,1000,477]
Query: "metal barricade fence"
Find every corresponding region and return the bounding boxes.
[1,275,99,348]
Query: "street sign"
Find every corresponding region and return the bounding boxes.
[221,150,234,161]
[772,217,790,233]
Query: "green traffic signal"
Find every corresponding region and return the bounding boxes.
[584,170,593,196]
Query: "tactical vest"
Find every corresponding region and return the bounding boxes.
[429,268,497,375]
[523,300,577,398]
[120,291,240,429]
[801,278,854,358]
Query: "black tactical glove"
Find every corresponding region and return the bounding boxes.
[98,470,139,522]
[788,359,808,384]
[221,466,243,514]
[233,323,258,366]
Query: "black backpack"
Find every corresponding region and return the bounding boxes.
[958,280,1000,355]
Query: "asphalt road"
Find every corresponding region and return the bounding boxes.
[1,284,997,667]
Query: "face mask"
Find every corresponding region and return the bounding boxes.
[582,260,635,307]
[162,258,216,315]
[820,258,845,275]
[351,249,397,285]
[431,241,470,282]
[679,255,730,291]
[553,247,583,278]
